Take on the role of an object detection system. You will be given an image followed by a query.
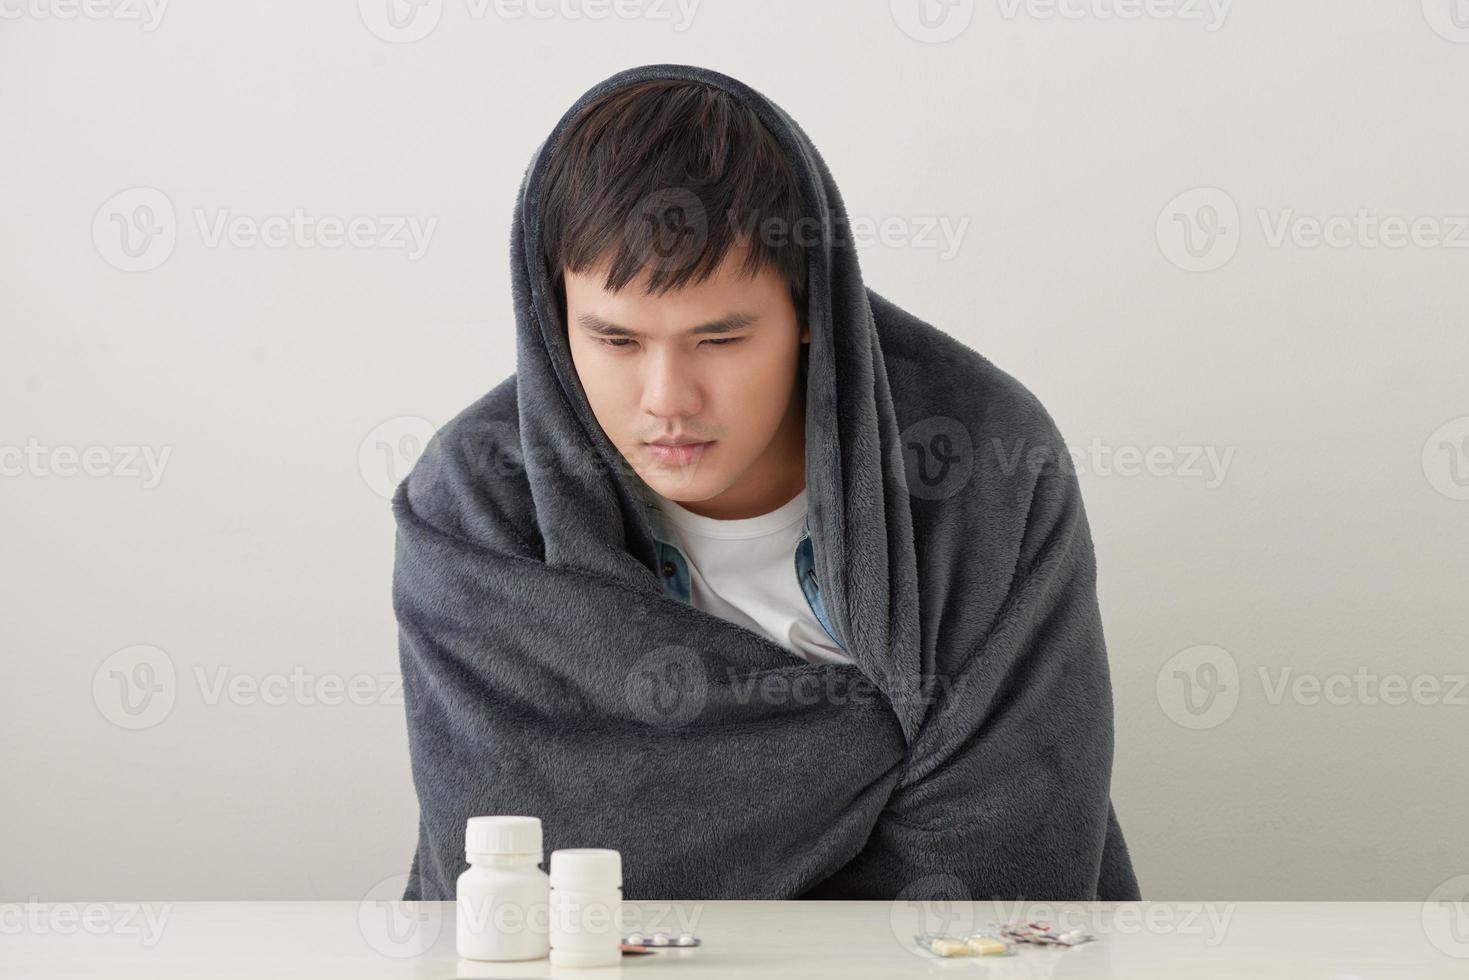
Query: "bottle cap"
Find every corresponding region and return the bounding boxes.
[464,815,542,860]
[549,848,622,889]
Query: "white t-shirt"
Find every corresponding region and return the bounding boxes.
[653,487,854,667]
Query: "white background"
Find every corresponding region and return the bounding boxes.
[3,0,1467,901]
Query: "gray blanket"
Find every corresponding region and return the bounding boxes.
[393,63,1140,902]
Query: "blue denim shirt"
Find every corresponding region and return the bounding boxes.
[637,487,846,653]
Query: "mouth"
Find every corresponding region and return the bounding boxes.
[644,440,715,465]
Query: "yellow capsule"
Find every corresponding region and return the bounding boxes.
[965,935,1009,956]
[929,936,974,957]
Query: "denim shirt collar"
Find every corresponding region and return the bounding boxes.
[633,481,843,652]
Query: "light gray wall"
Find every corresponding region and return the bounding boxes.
[3,0,1466,901]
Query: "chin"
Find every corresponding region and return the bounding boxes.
[643,473,711,500]
[638,462,723,501]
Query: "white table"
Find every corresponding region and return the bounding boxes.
[2,899,1466,978]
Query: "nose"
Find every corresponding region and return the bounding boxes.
[640,345,702,421]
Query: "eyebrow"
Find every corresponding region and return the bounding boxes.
[575,311,759,338]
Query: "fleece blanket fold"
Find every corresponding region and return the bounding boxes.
[393,63,1140,901]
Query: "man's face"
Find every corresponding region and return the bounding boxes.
[564,245,809,520]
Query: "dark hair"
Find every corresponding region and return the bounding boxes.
[539,79,808,322]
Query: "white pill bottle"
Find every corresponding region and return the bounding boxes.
[455,815,550,962]
[548,848,623,968]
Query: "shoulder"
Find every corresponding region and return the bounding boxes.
[866,290,1097,670]
[394,375,543,559]
[867,287,1071,476]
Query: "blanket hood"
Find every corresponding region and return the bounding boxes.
[511,63,928,743]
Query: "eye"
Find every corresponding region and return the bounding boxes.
[702,337,745,347]
[598,338,634,349]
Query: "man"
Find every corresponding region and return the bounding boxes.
[394,64,1140,902]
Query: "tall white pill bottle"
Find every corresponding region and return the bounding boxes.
[455,815,550,961]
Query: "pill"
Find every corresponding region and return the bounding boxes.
[965,935,1009,956]
[650,932,671,946]
[929,937,973,957]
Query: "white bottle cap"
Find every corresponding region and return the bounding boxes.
[549,848,622,889]
[464,815,542,860]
